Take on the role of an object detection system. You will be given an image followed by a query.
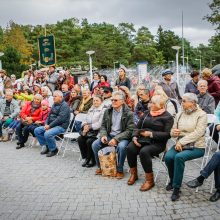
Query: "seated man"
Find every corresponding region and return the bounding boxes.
[134,88,150,125]
[34,90,70,157]
[187,151,220,202]
[92,90,134,179]
[197,79,215,114]
[0,89,20,141]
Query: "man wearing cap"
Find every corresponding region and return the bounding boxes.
[115,66,131,89]
[102,86,113,108]
[45,65,59,92]
[159,69,182,103]
[185,70,200,94]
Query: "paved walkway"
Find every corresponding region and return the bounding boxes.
[0,141,220,220]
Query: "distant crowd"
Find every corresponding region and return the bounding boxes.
[1,65,220,202]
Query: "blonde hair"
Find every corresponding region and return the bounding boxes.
[202,68,212,78]
[151,95,166,109]
[153,87,168,101]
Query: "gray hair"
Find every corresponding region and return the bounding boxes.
[198,79,208,87]
[53,90,63,98]
[34,94,43,100]
[182,93,198,103]
[112,90,125,101]
[5,89,13,96]
[41,86,52,96]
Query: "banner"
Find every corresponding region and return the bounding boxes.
[38,35,56,66]
[137,62,148,84]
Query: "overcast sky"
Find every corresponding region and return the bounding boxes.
[0,0,216,46]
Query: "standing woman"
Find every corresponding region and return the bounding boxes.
[90,72,100,91]
[126,95,173,191]
[164,93,207,201]
[115,67,131,89]
[78,95,106,167]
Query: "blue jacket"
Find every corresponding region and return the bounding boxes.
[185,80,199,94]
[46,100,70,130]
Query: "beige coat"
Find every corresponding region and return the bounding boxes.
[171,107,207,148]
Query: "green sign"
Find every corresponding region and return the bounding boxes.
[38,35,56,66]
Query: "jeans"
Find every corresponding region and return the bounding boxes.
[34,126,65,151]
[8,120,20,129]
[201,151,220,189]
[92,136,129,173]
[209,124,219,149]
[165,146,205,188]
[0,120,4,137]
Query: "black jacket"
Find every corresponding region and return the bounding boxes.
[134,110,174,146]
[46,100,70,130]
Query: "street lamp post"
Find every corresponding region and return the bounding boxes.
[181,55,189,73]
[195,57,202,73]
[172,46,181,86]
[0,52,4,70]
[210,59,216,67]
[86,50,95,83]
[113,61,118,78]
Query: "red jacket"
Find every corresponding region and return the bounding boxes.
[39,108,51,124]
[208,75,220,106]
[99,81,110,88]
[20,101,42,122]
[63,76,74,89]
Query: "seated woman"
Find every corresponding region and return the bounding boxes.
[153,86,177,117]
[68,88,81,113]
[41,86,54,107]
[16,94,43,149]
[164,93,207,201]
[78,95,106,168]
[127,95,174,191]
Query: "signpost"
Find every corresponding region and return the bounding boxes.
[38,35,56,66]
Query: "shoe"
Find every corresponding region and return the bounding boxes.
[209,191,220,202]
[16,141,21,145]
[186,178,203,188]
[46,148,58,157]
[0,136,3,142]
[71,138,77,143]
[95,168,102,175]
[82,159,90,167]
[16,143,25,149]
[86,160,95,168]
[166,182,173,191]
[40,146,49,155]
[127,167,138,185]
[116,172,124,179]
[171,188,181,201]
[140,172,155,191]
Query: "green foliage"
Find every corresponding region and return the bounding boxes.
[1,46,27,77]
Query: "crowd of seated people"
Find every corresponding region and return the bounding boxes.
[1,66,220,203]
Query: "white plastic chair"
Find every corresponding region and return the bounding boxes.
[57,113,87,157]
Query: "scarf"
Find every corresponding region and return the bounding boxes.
[150,108,166,117]
[78,96,91,112]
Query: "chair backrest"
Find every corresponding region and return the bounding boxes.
[207,114,217,124]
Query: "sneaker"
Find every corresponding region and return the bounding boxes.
[171,188,181,201]
[46,148,58,157]
[166,182,173,191]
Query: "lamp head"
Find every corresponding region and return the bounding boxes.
[86,51,95,55]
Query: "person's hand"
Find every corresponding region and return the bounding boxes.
[108,138,117,146]
[133,137,141,147]
[101,136,108,144]
[44,125,50,130]
[172,129,181,137]
[175,142,182,152]
[44,75,49,81]
[216,125,220,131]
[74,110,79,115]
[83,124,90,133]
[140,131,152,137]
[35,120,42,124]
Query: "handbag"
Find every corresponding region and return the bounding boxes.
[98,147,117,177]
[86,129,99,138]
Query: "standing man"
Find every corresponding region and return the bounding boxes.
[34,91,70,157]
[45,65,59,92]
[159,69,182,103]
[185,70,200,94]
[92,91,134,179]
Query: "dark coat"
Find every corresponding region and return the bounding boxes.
[207,75,220,106]
[185,80,199,94]
[100,104,134,142]
[133,100,150,125]
[197,92,215,114]
[115,77,131,89]
[134,110,174,146]
[46,100,70,130]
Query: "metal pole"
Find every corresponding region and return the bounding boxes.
[89,55,93,83]
[176,50,179,86]
[182,11,185,73]
[0,60,2,70]
[200,59,202,74]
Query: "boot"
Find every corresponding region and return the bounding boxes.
[127,167,138,185]
[140,172,155,191]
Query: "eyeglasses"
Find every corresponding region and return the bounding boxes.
[111,99,121,102]
[182,99,187,103]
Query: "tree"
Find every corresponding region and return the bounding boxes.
[1,46,26,77]
[205,0,220,31]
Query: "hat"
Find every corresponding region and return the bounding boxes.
[102,86,113,93]
[162,69,174,76]
[41,99,50,107]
